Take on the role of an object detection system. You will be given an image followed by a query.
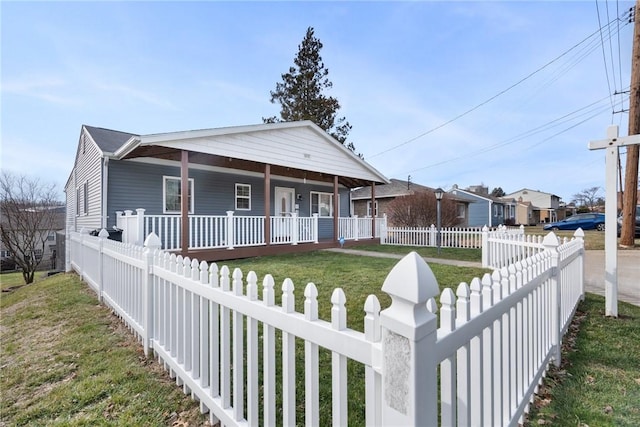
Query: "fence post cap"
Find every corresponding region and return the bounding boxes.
[98,228,109,238]
[542,231,560,248]
[136,208,146,214]
[573,228,585,239]
[382,251,439,305]
[144,232,162,249]
[482,225,489,232]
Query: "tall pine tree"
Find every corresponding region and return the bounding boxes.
[264,27,356,152]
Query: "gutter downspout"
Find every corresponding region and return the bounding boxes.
[102,157,109,229]
[489,200,493,228]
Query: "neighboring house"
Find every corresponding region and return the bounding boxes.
[449,184,515,227]
[0,206,65,271]
[65,121,389,261]
[350,178,471,227]
[505,188,562,223]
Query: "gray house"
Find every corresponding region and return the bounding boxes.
[65,121,388,261]
[449,185,515,227]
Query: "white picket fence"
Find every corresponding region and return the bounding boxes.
[68,227,584,426]
[382,224,523,250]
[481,227,569,269]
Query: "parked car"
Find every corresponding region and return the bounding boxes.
[617,205,640,237]
[543,213,606,231]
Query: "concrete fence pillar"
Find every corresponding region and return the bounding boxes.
[380,252,440,425]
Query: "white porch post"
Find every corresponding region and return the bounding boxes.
[353,215,359,241]
[291,212,298,245]
[380,252,440,425]
[312,214,319,244]
[136,208,146,246]
[588,125,640,317]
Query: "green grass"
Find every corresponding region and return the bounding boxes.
[4,251,637,426]
[0,273,208,426]
[347,244,482,262]
[224,250,489,426]
[525,294,640,426]
[0,271,28,291]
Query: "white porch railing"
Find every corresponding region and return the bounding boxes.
[68,227,584,427]
[117,210,319,251]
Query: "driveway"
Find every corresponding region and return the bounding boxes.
[584,250,640,307]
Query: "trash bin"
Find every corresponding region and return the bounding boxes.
[90,228,123,242]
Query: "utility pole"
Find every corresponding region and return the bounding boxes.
[621,0,640,247]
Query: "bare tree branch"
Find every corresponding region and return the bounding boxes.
[0,172,63,284]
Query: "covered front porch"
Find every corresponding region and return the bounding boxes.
[112,121,389,261]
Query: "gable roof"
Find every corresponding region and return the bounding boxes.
[449,186,509,204]
[84,125,138,155]
[505,188,560,199]
[351,178,433,200]
[109,120,388,188]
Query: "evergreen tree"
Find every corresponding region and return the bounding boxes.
[264,27,356,152]
[491,187,506,197]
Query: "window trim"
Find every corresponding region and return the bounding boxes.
[366,200,378,218]
[310,191,334,217]
[163,176,194,214]
[235,183,252,211]
[82,181,88,216]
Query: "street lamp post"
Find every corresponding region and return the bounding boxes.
[435,188,444,254]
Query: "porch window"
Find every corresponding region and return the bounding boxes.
[235,183,251,210]
[456,203,466,218]
[311,191,333,217]
[367,201,378,217]
[163,176,194,214]
[493,204,504,217]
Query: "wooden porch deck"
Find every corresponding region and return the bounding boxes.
[184,237,381,263]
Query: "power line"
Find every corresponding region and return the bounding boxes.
[369,10,632,159]
[596,0,615,112]
[398,94,628,175]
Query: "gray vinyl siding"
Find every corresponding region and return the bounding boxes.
[69,128,104,232]
[106,160,350,233]
[467,201,489,227]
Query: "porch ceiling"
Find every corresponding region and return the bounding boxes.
[121,146,374,188]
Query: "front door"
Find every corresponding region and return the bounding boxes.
[274,187,295,216]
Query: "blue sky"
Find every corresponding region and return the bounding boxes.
[1,1,635,202]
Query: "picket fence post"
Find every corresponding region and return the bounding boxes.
[481,225,490,268]
[97,228,109,302]
[574,228,586,300]
[142,232,162,357]
[543,232,561,367]
[380,252,440,425]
